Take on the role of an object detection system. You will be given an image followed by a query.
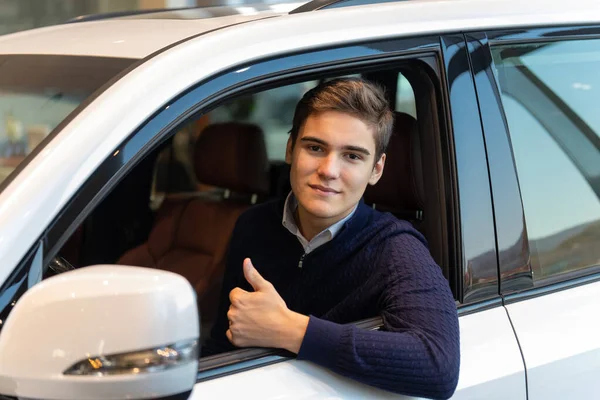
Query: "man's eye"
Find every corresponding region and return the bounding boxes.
[308,145,322,152]
[346,153,362,161]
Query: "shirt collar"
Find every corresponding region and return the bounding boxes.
[282,192,357,252]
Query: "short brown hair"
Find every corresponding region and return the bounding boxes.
[290,77,394,160]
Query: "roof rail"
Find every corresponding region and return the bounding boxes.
[290,0,403,13]
[67,7,191,23]
[290,0,341,13]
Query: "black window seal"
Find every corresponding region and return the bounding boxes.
[486,24,600,45]
[198,348,290,382]
[457,297,502,317]
[503,268,600,305]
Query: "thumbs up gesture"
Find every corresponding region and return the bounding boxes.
[226,258,309,353]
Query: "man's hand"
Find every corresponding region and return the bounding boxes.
[226,258,309,354]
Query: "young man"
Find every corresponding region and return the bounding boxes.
[205,78,460,399]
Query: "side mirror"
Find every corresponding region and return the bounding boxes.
[0,265,199,400]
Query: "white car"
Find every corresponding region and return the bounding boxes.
[0,0,599,398]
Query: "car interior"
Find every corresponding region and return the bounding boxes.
[51,63,455,348]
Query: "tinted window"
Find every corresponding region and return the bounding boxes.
[0,55,135,184]
[493,39,600,285]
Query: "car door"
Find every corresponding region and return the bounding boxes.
[0,12,524,400]
[184,34,526,399]
[470,27,600,399]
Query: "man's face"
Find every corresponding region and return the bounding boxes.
[285,110,386,228]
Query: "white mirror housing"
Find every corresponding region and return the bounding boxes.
[0,265,199,400]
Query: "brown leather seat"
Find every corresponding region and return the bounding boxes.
[118,122,269,302]
[364,111,425,222]
[365,111,447,274]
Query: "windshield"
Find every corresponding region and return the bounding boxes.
[0,55,136,183]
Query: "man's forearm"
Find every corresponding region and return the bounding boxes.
[296,316,460,399]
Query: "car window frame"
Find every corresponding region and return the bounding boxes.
[481,24,600,302]
[441,34,501,305]
[0,32,491,382]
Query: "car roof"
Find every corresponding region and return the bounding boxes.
[0,0,600,59]
[0,3,304,59]
[1,0,599,60]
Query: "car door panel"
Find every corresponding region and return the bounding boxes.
[453,307,526,400]
[505,281,600,399]
[191,307,525,399]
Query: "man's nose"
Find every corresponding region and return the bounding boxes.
[317,154,340,179]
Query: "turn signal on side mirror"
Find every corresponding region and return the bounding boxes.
[64,339,198,376]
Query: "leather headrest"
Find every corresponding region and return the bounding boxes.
[364,112,425,215]
[193,122,269,194]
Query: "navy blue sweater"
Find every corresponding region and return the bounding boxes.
[206,199,460,399]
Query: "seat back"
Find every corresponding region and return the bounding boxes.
[364,111,425,223]
[118,122,269,302]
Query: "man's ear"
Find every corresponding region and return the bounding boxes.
[368,153,386,186]
[285,135,293,165]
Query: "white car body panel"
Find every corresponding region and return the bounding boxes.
[190,307,525,399]
[0,15,280,58]
[505,280,600,399]
[0,0,599,296]
[451,307,525,399]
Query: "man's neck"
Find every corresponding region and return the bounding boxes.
[296,204,354,242]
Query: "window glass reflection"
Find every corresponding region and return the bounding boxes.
[493,40,600,284]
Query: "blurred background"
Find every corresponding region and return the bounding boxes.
[0,0,280,35]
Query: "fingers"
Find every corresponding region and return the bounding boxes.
[226,329,234,345]
[229,287,248,306]
[243,258,272,292]
[226,325,243,347]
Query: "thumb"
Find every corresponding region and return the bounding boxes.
[243,258,270,292]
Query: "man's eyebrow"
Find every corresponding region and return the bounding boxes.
[300,136,371,156]
[300,136,328,146]
[343,145,371,156]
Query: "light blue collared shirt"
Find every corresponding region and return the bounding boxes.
[281,192,357,254]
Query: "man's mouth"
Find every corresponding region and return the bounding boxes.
[309,184,340,195]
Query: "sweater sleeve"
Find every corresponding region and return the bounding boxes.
[296,233,460,399]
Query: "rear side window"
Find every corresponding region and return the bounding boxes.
[493,39,600,285]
